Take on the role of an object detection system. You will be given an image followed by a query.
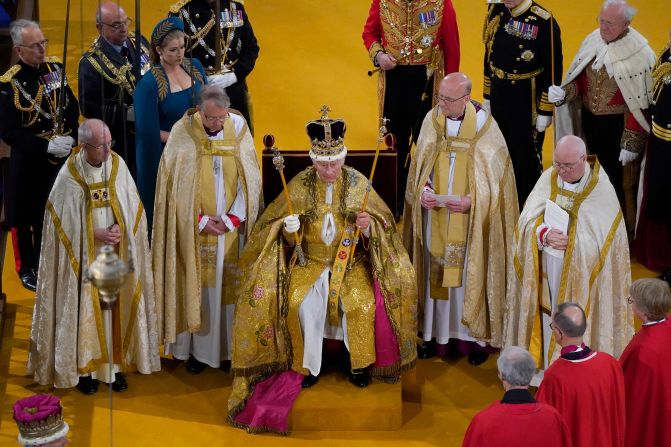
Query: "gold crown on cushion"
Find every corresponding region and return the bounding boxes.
[306,105,347,161]
[14,394,69,446]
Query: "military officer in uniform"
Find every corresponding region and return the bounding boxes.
[363,0,460,217]
[0,19,79,291]
[483,0,562,207]
[169,0,259,133]
[78,2,151,177]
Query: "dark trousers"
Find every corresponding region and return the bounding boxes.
[383,65,433,216]
[16,221,41,275]
[227,81,253,136]
[581,108,625,205]
[490,78,544,208]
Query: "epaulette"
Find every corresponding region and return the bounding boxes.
[82,36,101,56]
[0,64,20,83]
[530,5,551,20]
[169,0,191,14]
[45,56,63,64]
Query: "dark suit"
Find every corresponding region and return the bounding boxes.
[0,59,79,275]
[78,34,150,177]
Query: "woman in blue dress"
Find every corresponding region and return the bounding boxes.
[134,17,207,226]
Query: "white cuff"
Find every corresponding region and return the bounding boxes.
[198,215,209,233]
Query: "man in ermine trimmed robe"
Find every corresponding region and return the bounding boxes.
[227,107,417,434]
[536,302,626,447]
[504,135,633,379]
[28,119,160,395]
[152,85,262,374]
[403,73,518,365]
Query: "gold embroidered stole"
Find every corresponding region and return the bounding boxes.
[196,114,240,305]
[429,102,476,296]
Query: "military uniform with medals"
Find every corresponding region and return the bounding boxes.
[0,56,79,281]
[78,33,150,177]
[483,0,562,206]
[169,0,259,133]
[363,0,460,216]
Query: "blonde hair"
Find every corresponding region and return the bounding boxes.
[631,278,671,321]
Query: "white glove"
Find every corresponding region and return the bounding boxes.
[536,115,552,132]
[47,135,74,158]
[208,72,238,89]
[548,85,566,103]
[283,214,300,233]
[483,99,491,111]
[126,105,135,122]
[619,149,639,166]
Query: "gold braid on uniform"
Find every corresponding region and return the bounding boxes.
[651,46,671,103]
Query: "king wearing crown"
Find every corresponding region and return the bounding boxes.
[227,107,417,434]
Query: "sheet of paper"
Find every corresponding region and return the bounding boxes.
[544,199,569,259]
[426,192,461,207]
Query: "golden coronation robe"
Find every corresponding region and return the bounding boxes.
[152,109,262,346]
[505,156,633,368]
[403,103,518,347]
[28,149,160,388]
[228,166,417,428]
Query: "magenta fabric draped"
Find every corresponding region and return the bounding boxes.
[373,278,400,368]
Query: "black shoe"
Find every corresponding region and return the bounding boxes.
[302,374,319,388]
[468,350,490,366]
[19,271,37,292]
[111,373,128,392]
[76,376,99,395]
[185,356,208,374]
[417,341,436,360]
[349,368,370,388]
[219,360,231,372]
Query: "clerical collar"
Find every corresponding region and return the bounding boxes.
[204,126,222,137]
[501,389,536,404]
[568,176,583,185]
[643,318,667,327]
[560,343,593,360]
[510,0,532,17]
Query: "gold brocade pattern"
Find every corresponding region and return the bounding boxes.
[403,105,519,346]
[228,166,417,431]
[582,64,628,115]
[505,157,633,367]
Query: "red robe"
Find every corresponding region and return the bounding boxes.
[620,319,671,447]
[536,352,625,447]
[462,400,572,447]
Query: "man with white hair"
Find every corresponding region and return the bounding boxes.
[152,85,262,375]
[28,118,160,395]
[462,346,572,447]
[549,0,656,234]
[227,107,417,434]
[504,135,632,375]
[0,19,79,291]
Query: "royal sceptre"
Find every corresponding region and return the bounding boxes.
[264,134,306,267]
[347,118,393,267]
[54,0,72,135]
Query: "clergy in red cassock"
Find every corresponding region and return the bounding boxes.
[620,278,671,447]
[462,346,572,447]
[536,302,625,447]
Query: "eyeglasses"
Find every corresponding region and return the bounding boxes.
[553,155,585,171]
[434,93,469,104]
[99,18,132,30]
[84,140,115,150]
[17,39,48,51]
[204,114,227,124]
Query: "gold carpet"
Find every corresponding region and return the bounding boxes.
[0,0,667,445]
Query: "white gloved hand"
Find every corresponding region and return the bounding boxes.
[208,72,238,89]
[47,135,74,158]
[536,115,552,132]
[548,85,566,103]
[283,214,300,233]
[126,105,135,122]
[483,99,491,111]
[619,149,639,166]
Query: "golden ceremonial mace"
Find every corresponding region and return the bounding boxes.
[347,118,394,268]
[264,134,307,267]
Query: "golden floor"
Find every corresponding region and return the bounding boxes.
[1,0,668,445]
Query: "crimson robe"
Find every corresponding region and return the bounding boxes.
[536,352,625,447]
[620,318,671,447]
[463,392,572,447]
